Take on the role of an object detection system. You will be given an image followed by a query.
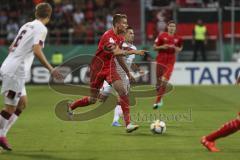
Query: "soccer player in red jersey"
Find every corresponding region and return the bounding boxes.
[153,20,183,109]
[68,14,145,133]
[201,78,240,152]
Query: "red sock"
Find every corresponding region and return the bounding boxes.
[155,85,166,104]
[119,95,130,126]
[206,118,240,141]
[70,97,90,110]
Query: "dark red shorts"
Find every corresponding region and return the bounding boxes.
[90,57,121,90]
[156,62,174,80]
[156,54,175,80]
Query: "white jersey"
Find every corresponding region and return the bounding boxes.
[115,42,136,76]
[0,19,47,79]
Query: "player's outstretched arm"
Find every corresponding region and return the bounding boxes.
[113,45,146,56]
[127,49,146,56]
[33,44,63,80]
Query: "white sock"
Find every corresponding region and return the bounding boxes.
[113,105,123,122]
[2,114,18,137]
[117,105,123,116]
[0,115,10,137]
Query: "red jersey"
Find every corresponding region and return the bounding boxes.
[93,29,124,70]
[154,32,183,64]
[89,29,124,89]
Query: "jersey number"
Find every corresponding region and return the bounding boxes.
[13,30,27,47]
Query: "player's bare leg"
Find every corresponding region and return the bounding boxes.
[2,96,27,139]
[201,113,240,152]
[98,84,122,126]
[98,93,122,126]
[0,104,16,151]
[112,79,139,133]
[98,92,123,127]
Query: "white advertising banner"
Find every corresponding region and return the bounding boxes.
[169,63,240,85]
[2,62,239,85]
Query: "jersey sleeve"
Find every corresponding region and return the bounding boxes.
[121,42,128,50]
[102,34,117,52]
[33,27,47,48]
[122,43,137,51]
[131,45,137,50]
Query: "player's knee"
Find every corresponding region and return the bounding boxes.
[4,106,16,114]
[3,97,18,114]
[160,77,168,84]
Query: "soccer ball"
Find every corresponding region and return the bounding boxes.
[150,120,166,134]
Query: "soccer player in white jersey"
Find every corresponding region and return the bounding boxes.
[0,3,62,151]
[99,26,137,126]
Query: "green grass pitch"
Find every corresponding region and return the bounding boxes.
[0,85,239,160]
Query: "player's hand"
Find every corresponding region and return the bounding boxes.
[127,72,136,83]
[161,44,170,49]
[173,46,182,53]
[139,69,145,76]
[51,68,64,81]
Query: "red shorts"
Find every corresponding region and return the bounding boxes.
[156,54,175,80]
[90,57,121,90]
[156,63,174,80]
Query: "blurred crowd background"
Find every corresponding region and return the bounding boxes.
[0,0,240,62]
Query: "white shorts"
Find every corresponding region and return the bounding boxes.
[100,79,130,97]
[1,75,26,106]
[100,81,112,96]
